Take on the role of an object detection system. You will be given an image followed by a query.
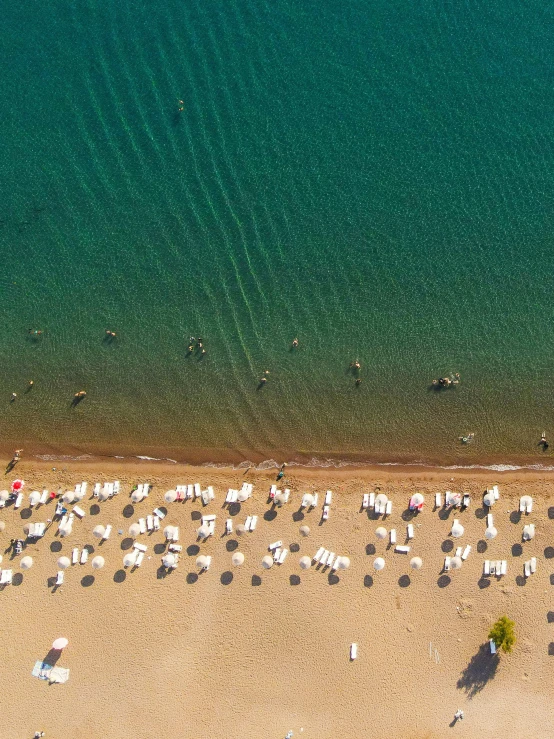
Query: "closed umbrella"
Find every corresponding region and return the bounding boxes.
[262,555,273,569]
[164,490,177,503]
[123,551,137,568]
[128,523,140,537]
[196,555,209,570]
[57,556,71,569]
[337,556,350,570]
[236,523,247,536]
[91,556,105,570]
[483,491,495,507]
[231,552,245,566]
[299,525,310,537]
[52,637,68,650]
[196,524,210,540]
[92,525,105,539]
[485,526,497,540]
[299,555,312,570]
[450,556,463,570]
[29,491,41,507]
[20,555,33,570]
[162,553,176,568]
[451,521,464,538]
[373,557,385,571]
[375,526,387,540]
[62,491,75,504]
[410,556,423,570]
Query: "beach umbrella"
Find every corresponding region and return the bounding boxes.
[196,555,209,570]
[196,524,210,540]
[450,556,463,570]
[20,556,33,570]
[0,521,5,532]
[485,526,497,540]
[57,556,71,570]
[162,553,176,568]
[52,637,68,650]
[62,491,75,504]
[164,525,176,539]
[299,525,310,537]
[483,491,495,507]
[410,556,423,570]
[92,525,105,539]
[231,552,245,566]
[91,556,105,570]
[128,523,140,538]
[123,551,137,568]
[375,493,388,507]
[74,488,86,501]
[337,556,350,570]
[299,555,312,570]
[262,555,274,569]
[523,524,535,541]
[375,526,387,540]
[451,521,464,538]
[373,557,385,571]
[23,523,31,535]
[59,524,72,537]
[130,489,143,503]
[520,495,532,509]
[98,488,110,502]
[164,490,177,503]
[409,493,424,510]
[302,493,315,507]
[29,491,41,507]
[11,480,24,492]
[0,490,9,502]
[237,489,249,503]
[236,523,247,536]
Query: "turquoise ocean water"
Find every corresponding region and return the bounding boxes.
[1,0,554,466]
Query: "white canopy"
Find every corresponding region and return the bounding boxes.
[123,551,137,568]
[410,556,423,570]
[20,556,33,570]
[451,521,464,538]
[485,526,497,540]
[57,556,71,569]
[92,525,105,539]
[450,556,463,570]
[231,552,245,566]
[261,555,274,569]
[162,553,176,568]
[299,555,312,570]
[91,556,105,570]
[375,526,387,540]
[373,557,385,571]
[164,490,177,503]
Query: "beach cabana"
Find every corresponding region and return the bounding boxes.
[299,525,310,537]
[261,555,274,569]
[299,555,312,570]
[485,526,497,540]
[410,556,423,570]
[409,493,424,511]
[123,551,138,568]
[57,556,71,570]
[20,556,33,570]
[373,557,385,571]
[164,490,177,503]
[231,552,245,566]
[451,520,464,538]
[91,556,105,570]
[92,525,105,539]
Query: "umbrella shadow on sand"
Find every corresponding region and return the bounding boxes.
[43,648,62,667]
[457,644,499,698]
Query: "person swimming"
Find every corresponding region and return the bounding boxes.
[292,338,299,348]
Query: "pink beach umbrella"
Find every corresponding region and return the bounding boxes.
[52,637,68,650]
[11,480,24,492]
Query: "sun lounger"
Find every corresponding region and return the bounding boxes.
[39,490,48,505]
[314,547,325,563]
[153,516,160,531]
[350,643,357,660]
[407,524,414,540]
[390,529,397,545]
[492,485,499,499]
[249,516,258,531]
[483,560,490,575]
[204,556,212,570]
[139,518,146,534]
[362,494,369,509]
[245,515,252,530]
[369,492,375,508]
[519,498,526,513]
[59,515,68,531]
[530,557,536,574]
[325,490,332,506]
[133,542,147,552]
[320,550,330,566]
[455,546,463,557]
[202,514,216,523]
[489,639,496,655]
[225,490,234,504]
[331,557,340,571]
[80,548,89,564]
[501,560,507,575]
[113,481,120,495]
[435,492,442,508]
[301,493,312,508]
[14,493,23,509]
[55,571,63,585]
[226,519,232,534]
[322,506,330,520]
[444,557,451,571]
[1,569,12,584]
[143,484,150,498]
[395,545,410,553]
[312,493,318,507]
[72,548,79,565]
[526,499,533,513]
[94,483,101,497]
[273,548,282,562]
[269,485,277,500]
[487,513,493,528]
[73,506,85,519]
[201,490,210,506]
[385,501,392,516]
[269,540,283,551]
[462,545,471,561]
[102,525,111,540]
[135,551,144,567]
[326,553,334,568]
[283,489,290,503]
[153,508,165,519]
[146,515,153,531]
[184,484,191,499]
[168,544,182,553]
[524,561,530,577]
[193,483,201,499]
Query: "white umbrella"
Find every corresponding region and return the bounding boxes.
[123,551,137,568]
[375,526,387,540]
[236,523,247,536]
[91,556,105,570]
[520,495,532,509]
[196,555,209,570]
[237,489,249,503]
[299,555,312,570]
[23,523,31,535]
[59,524,72,537]
[130,489,144,503]
[409,493,424,509]
[523,524,535,541]
[375,493,388,507]
[98,488,110,502]
[231,552,245,566]
[0,521,5,532]
[128,523,140,537]
[373,557,385,571]
[299,525,310,537]
[162,553,176,568]
[451,521,464,538]
[92,525,105,539]
[410,556,423,570]
[57,556,71,569]
[262,555,274,569]
[485,526,497,540]
[74,488,86,501]
[302,493,315,507]
[164,525,176,539]
[196,524,210,540]
[483,491,495,507]
[0,490,9,502]
[164,490,177,503]
[62,491,75,504]
[29,491,41,507]
[450,556,463,570]
[52,637,68,650]
[20,555,33,570]
[337,556,350,570]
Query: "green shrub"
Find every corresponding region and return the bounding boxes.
[488,616,516,654]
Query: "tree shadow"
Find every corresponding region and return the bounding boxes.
[113,569,126,583]
[122,504,134,519]
[81,575,95,587]
[365,543,376,556]
[437,575,451,588]
[398,575,411,588]
[477,540,488,554]
[251,575,262,586]
[220,571,233,585]
[364,575,373,588]
[457,643,499,698]
[290,574,301,586]
[512,543,523,557]
[226,539,238,552]
[441,540,454,553]
[264,509,277,522]
[186,572,198,584]
[120,537,133,551]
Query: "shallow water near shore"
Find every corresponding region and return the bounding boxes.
[1,0,554,465]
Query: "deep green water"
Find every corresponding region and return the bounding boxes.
[1,0,554,466]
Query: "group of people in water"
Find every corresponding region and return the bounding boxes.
[431,372,460,389]
[186,336,206,357]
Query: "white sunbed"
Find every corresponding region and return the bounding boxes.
[495,560,502,575]
[72,548,79,565]
[153,508,165,519]
[225,489,235,504]
[249,516,258,531]
[282,489,290,504]
[201,490,210,506]
[322,506,330,521]
[273,548,282,562]
[530,557,537,574]
[73,506,85,519]
[186,484,193,499]
[313,547,325,563]
[320,550,330,567]
[102,525,112,540]
[362,494,369,509]
[350,643,357,660]
[312,493,319,507]
[202,514,216,523]
[526,500,533,513]
[492,485,499,499]
[444,557,451,571]
[302,493,312,508]
[14,493,23,509]
[194,483,201,498]
[135,551,144,567]
[80,548,89,564]
[435,492,442,508]
[395,545,410,553]
[269,540,283,551]
[1,569,13,584]
[385,501,392,516]
[487,513,493,528]
[226,519,233,534]
[133,542,147,552]
[390,529,397,545]
[500,560,507,575]
[153,516,160,531]
[455,546,463,557]
[55,571,63,585]
[139,518,147,534]
[269,484,277,499]
[34,523,46,537]
[483,560,490,576]
[113,481,120,495]
[168,544,182,553]
[39,490,48,505]
[326,552,334,568]
[147,515,154,531]
[519,498,526,513]
[245,516,253,531]
[369,492,375,508]
[204,556,212,570]
[94,483,101,497]
[407,524,414,540]
[142,484,150,498]
[325,490,332,506]
[462,545,471,561]
[489,561,496,575]
[489,639,496,655]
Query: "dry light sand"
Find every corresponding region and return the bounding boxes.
[2,458,554,739]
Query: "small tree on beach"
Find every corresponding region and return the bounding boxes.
[488,616,516,654]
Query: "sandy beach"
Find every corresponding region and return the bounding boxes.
[2,457,554,739]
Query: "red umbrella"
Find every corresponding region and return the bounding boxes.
[11,479,24,492]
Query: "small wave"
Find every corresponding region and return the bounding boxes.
[35,454,94,462]
[135,455,178,464]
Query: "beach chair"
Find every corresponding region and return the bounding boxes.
[204,556,212,571]
[39,490,48,505]
[530,557,537,574]
[350,643,357,660]
[369,492,375,508]
[113,481,120,495]
[385,501,392,516]
[94,483,101,497]
[75,484,82,497]
[395,545,410,553]
[80,548,89,564]
[407,524,414,540]
[226,519,232,534]
[312,493,318,507]
[172,527,180,542]
[483,560,490,576]
[133,542,147,552]
[492,485,499,499]
[14,493,23,509]
[314,547,325,563]
[269,540,283,551]
[146,515,153,532]
[273,548,282,562]
[27,523,36,538]
[462,494,470,509]
[444,557,451,572]
[73,506,85,519]
[249,516,258,531]
[390,529,397,545]
[225,489,233,504]
[245,516,253,531]
[269,485,277,500]
[194,483,201,498]
[326,553,334,568]
[80,482,87,497]
[495,560,502,575]
[322,506,330,521]
[526,499,533,513]
[108,483,115,497]
[59,515,69,531]
[501,560,507,575]
[320,550,330,566]
[139,518,146,534]
[102,525,112,540]
[153,508,165,519]
[519,498,526,513]
[135,551,144,567]
[487,513,493,528]
[435,492,442,508]
[283,489,290,504]
[72,548,79,565]
[1,569,12,584]
[362,494,369,509]
[168,544,182,553]
[462,545,471,561]
[325,490,332,506]
[202,514,216,524]
[186,484,193,499]
[489,639,496,655]
[455,547,462,558]
[55,571,63,586]
[201,490,210,506]
[153,516,160,531]
[331,557,340,572]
